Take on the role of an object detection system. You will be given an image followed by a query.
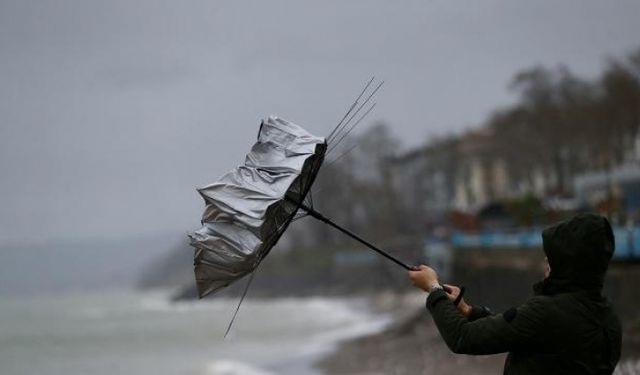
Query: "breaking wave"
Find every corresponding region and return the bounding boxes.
[202,360,275,375]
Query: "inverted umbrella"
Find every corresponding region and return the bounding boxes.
[189,115,327,297]
[189,115,413,298]
[189,80,461,336]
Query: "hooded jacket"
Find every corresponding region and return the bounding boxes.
[426,213,622,374]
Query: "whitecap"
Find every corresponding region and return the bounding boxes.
[202,359,275,375]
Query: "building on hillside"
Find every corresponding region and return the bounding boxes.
[387,137,459,228]
[453,129,512,211]
[574,162,640,220]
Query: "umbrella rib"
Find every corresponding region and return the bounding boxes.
[224,269,257,339]
[324,144,358,169]
[326,80,383,154]
[342,80,383,128]
[327,76,375,143]
[327,102,377,155]
[328,103,357,144]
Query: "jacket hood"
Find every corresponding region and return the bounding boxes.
[534,213,615,295]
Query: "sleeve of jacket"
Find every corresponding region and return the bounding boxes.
[468,305,493,322]
[426,289,548,355]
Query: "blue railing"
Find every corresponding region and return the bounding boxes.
[451,226,640,260]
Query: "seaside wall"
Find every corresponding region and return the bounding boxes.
[452,247,640,320]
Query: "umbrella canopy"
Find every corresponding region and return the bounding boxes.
[189,116,326,298]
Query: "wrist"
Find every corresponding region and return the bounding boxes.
[426,282,442,293]
[459,301,472,317]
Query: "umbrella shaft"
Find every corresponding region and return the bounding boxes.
[297,203,413,271]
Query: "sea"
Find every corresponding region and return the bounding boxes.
[0,289,391,375]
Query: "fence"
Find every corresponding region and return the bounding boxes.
[451,226,640,260]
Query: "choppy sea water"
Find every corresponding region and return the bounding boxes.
[0,290,391,375]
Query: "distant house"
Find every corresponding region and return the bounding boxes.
[453,129,512,211]
[387,137,458,226]
[574,162,640,219]
[388,121,640,227]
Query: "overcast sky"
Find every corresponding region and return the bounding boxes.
[1,0,639,245]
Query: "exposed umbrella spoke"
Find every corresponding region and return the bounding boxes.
[342,80,383,128]
[224,269,257,339]
[327,102,377,154]
[327,80,383,153]
[327,76,375,143]
[328,102,357,144]
[325,144,358,168]
[327,77,375,143]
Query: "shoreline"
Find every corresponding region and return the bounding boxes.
[271,299,393,375]
[314,292,640,375]
[313,291,505,375]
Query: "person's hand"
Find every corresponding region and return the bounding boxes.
[443,284,472,318]
[408,265,439,292]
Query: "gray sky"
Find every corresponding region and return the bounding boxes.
[1,0,640,245]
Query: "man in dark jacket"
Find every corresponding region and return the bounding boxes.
[409,213,622,374]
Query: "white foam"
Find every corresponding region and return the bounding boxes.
[202,360,275,375]
[290,301,392,359]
